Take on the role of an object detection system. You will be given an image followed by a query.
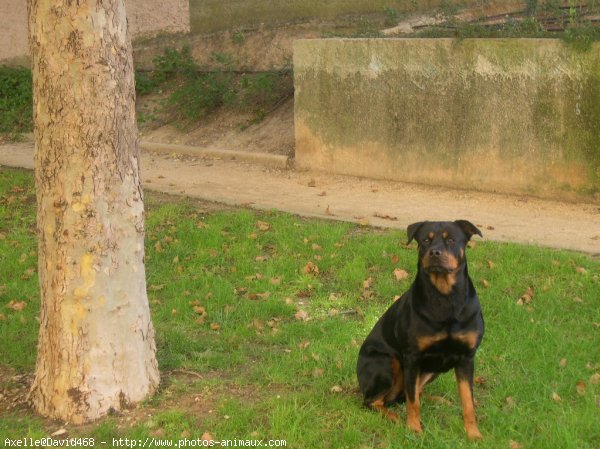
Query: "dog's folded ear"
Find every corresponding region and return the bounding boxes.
[406,221,426,244]
[454,220,483,240]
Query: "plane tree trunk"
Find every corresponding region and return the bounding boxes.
[28,0,159,423]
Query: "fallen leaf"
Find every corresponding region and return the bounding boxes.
[325,205,334,216]
[393,268,409,281]
[294,310,309,321]
[551,392,562,403]
[481,279,490,289]
[304,261,320,275]
[487,260,496,269]
[390,254,399,265]
[270,277,281,285]
[210,323,220,331]
[318,191,327,197]
[427,395,452,406]
[505,396,516,408]
[256,221,271,231]
[509,440,523,449]
[311,243,322,251]
[171,309,177,315]
[312,368,324,378]
[248,292,270,300]
[474,376,487,385]
[0,313,5,321]
[363,278,374,289]
[575,266,587,274]
[328,308,339,317]
[193,306,206,315]
[21,268,35,280]
[201,432,214,442]
[519,287,534,305]
[255,255,268,262]
[149,284,165,291]
[575,380,587,396]
[308,179,316,187]
[559,358,567,368]
[298,341,310,350]
[590,373,600,385]
[572,296,583,303]
[6,300,26,311]
[51,429,68,438]
[330,385,343,393]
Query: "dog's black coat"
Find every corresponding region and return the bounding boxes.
[356,220,484,439]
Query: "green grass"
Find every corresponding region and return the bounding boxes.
[0,66,33,136]
[136,46,293,125]
[1,167,599,448]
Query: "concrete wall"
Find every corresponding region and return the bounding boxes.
[0,0,189,65]
[294,38,600,202]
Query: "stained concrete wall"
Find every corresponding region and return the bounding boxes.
[294,38,600,202]
[0,0,189,65]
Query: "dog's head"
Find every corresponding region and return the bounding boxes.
[406,220,482,294]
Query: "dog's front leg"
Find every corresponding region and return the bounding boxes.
[455,357,483,440]
[403,359,422,434]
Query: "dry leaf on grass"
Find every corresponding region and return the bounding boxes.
[256,220,271,231]
[509,440,523,449]
[304,261,320,275]
[6,300,26,311]
[393,268,409,281]
[559,358,567,368]
[312,368,324,378]
[294,310,309,321]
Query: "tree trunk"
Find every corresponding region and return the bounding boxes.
[28,0,159,423]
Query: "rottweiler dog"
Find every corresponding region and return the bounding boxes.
[356,220,484,440]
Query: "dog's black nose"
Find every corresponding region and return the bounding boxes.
[429,248,442,257]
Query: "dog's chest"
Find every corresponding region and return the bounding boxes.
[415,331,480,373]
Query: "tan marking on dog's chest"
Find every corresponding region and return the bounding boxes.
[417,332,448,351]
[451,331,480,350]
[428,271,457,295]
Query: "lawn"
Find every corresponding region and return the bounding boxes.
[0,167,599,449]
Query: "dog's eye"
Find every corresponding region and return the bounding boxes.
[422,238,430,245]
[446,238,455,245]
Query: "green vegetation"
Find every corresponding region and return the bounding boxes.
[0,66,32,138]
[1,167,599,448]
[415,1,600,49]
[136,46,293,124]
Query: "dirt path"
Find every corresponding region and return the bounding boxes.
[1,141,599,255]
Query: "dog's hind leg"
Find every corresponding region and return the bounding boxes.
[368,396,400,423]
[384,356,404,404]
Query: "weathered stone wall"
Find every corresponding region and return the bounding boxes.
[0,0,189,65]
[294,38,600,202]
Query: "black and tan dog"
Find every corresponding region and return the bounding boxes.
[356,220,484,440]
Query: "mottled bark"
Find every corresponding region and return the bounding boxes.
[28,0,159,423]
